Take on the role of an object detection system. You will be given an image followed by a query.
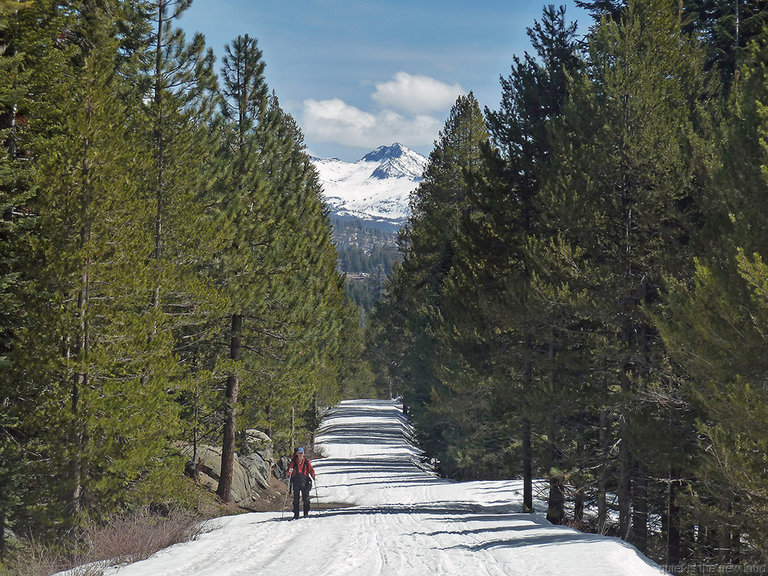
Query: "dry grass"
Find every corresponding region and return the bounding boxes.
[0,537,73,576]
[84,507,203,566]
[0,508,204,576]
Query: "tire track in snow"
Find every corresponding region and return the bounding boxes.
[83,400,667,576]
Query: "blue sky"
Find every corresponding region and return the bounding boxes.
[179,1,590,161]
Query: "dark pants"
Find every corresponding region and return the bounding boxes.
[292,474,311,518]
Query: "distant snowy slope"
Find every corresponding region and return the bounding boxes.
[85,399,669,576]
[312,143,426,224]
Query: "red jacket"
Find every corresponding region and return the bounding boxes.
[288,456,315,479]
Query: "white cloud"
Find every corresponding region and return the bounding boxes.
[300,72,464,151]
[372,72,463,115]
[302,97,443,149]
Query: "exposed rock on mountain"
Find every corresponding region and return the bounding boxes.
[312,143,427,226]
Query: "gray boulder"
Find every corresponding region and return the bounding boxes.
[179,429,277,507]
[274,456,292,480]
[239,429,274,489]
[240,451,270,490]
[179,444,255,507]
[241,429,273,460]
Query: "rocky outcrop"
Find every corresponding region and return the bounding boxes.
[180,428,277,508]
[239,429,273,490]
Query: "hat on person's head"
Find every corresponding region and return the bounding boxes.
[297,447,304,454]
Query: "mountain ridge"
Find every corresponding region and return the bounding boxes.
[311,143,427,225]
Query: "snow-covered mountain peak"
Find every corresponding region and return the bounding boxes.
[312,143,427,225]
[361,142,407,162]
[370,144,426,181]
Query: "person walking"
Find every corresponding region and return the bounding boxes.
[287,446,316,519]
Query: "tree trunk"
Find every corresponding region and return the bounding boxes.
[193,380,199,464]
[546,474,565,525]
[618,417,631,540]
[522,332,533,513]
[546,331,564,525]
[667,468,680,565]
[151,0,165,315]
[598,408,608,533]
[72,125,93,515]
[217,313,241,502]
[522,418,533,513]
[72,369,90,514]
[618,330,632,539]
[632,460,648,552]
[573,488,585,530]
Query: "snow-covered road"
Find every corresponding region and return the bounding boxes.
[94,399,668,576]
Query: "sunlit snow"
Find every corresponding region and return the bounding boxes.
[79,399,668,576]
[312,144,426,223]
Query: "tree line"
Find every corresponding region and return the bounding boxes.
[332,217,401,315]
[368,0,768,568]
[0,0,363,552]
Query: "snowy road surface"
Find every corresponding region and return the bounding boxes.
[93,399,668,576]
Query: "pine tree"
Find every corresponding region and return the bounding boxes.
[0,0,33,404]
[657,33,768,564]
[0,3,35,371]
[1,0,80,540]
[368,93,491,474]
[458,4,581,513]
[551,0,713,550]
[574,0,626,22]
[7,0,187,530]
[238,99,350,449]
[122,0,224,470]
[682,0,768,89]
[212,34,270,502]
[130,0,219,316]
[211,36,343,499]
[0,0,35,552]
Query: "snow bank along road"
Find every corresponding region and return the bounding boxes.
[92,399,668,576]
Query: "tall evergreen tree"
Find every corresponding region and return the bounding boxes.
[237,99,350,450]
[0,0,35,552]
[211,36,347,499]
[6,0,187,531]
[551,0,713,550]
[129,0,219,316]
[460,4,581,513]
[378,92,489,470]
[682,0,768,89]
[123,0,224,468]
[657,34,768,564]
[212,33,271,502]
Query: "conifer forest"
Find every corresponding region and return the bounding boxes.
[3,0,768,572]
[0,0,364,559]
[367,0,768,568]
